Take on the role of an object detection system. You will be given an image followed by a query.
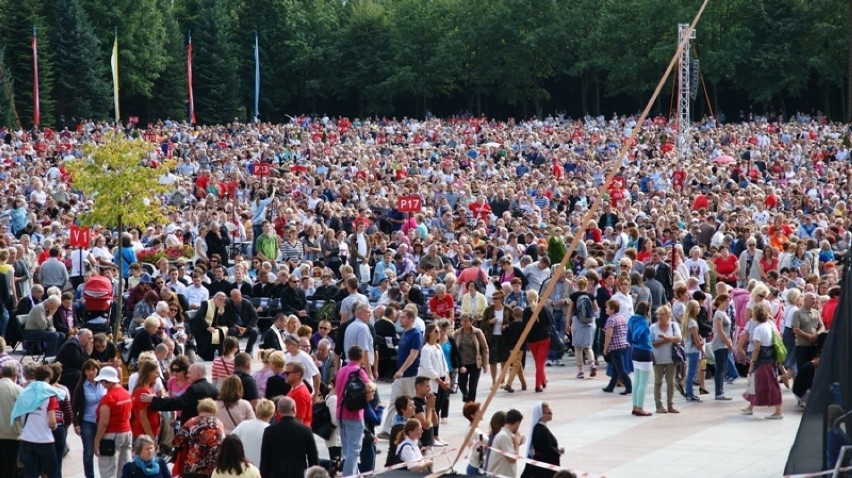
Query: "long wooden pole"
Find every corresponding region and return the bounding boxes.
[434,2,713,475]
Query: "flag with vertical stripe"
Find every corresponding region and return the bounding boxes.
[110,31,119,122]
[32,26,40,126]
[254,33,260,120]
[187,32,196,124]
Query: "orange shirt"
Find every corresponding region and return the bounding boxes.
[288,383,313,427]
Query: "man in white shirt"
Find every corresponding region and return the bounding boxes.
[283,335,321,399]
[184,274,209,309]
[486,409,524,478]
[523,256,551,293]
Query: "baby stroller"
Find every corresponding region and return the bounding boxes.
[80,276,114,334]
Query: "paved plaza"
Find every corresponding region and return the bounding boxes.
[44,348,799,478]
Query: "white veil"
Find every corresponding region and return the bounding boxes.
[526,402,544,458]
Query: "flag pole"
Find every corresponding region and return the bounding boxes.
[254,32,260,121]
[32,25,40,127]
[110,27,119,123]
[187,31,196,125]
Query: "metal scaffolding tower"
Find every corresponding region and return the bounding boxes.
[677,23,695,160]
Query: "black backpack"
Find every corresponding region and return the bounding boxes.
[342,371,368,411]
[386,441,414,467]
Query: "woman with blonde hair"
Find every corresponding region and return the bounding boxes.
[522,290,553,393]
[681,300,705,402]
[568,276,597,379]
[173,398,225,477]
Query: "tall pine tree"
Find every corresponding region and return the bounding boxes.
[148,0,187,121]
[0,0,56,128]
[51,0,110,122]
[191,0,241,124]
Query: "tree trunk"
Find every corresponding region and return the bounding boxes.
[113,215,123,345]
[713,82,720,118]
[593,80,601,116]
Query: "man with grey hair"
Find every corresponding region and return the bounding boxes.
[343,302,376,379]
[304,465,330,478]
[56,328,94,389]
[260,395,318,478]
[143,362,218,420]
[0,362,22,478]
[791,292,825,370]
[25,294,65,356]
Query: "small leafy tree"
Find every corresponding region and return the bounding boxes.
[547,234,567,267]
[64,130,173,339]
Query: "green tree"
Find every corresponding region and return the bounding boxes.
[50,0,110,121]
[0,0,56,127]
[337,0,396,115]
[64,131,173,339]
[547,234,567,266]
[149,0,188,121]
[82,0,168,115]
[190,0,241,123]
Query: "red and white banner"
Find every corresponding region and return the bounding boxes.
[187,33,196,124]
[32,26,40,126]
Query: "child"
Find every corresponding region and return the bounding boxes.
[212,336,239,388]
[502,307,527,393]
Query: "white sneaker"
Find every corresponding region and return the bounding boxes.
[546,360,553,367]
[433,439,448,447]
[556,359,565,366]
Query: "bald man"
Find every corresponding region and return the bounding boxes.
[225,289,260,353]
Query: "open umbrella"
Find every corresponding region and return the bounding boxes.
[482,142,502,148]
[713,155,736,165]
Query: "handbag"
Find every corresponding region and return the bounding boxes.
[671,343,686,364]
[746,373,756,396]
[99,438,116,457]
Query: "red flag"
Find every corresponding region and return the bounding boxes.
[187,34,196,125]
[32,26,40,126]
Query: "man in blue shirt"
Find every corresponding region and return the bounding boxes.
[250,188,276,253]
[378,308,422,438]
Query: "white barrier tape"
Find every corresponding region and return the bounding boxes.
[340,447,457,478]
[785,464,852,478]
[475,440,607,478]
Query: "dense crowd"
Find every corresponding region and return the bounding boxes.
[0,111,848,478]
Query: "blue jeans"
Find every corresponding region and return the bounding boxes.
[605,348,632,392]
[81,421,97,478]
[713,348,729,397]
[685,352,700,398]
[20,440,58,478]
[726,352,739,381]
[53,424,67,478]
[467,464,484,475]
[359,436,376,473]
[24,329,64,356]
[340,419,364,477]
[782,327,797,373]
[547,311,566,361]
[0,307,8,337]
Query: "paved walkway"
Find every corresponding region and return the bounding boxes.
[49,352,798,478]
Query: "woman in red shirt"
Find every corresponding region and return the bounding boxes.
[130,361,161,440]
[713,245,739,287]
[759,246,780,282]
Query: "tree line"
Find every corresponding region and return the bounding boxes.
[0,0,849,127]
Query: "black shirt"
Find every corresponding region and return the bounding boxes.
[413,396,434,446]
[236,370,259,402]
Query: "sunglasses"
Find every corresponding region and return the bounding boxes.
[282,371,293,375]
[171,368,184,373]
[319,326,330,330]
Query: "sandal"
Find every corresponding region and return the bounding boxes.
[740,408,753,415]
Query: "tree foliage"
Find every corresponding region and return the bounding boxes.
[50,0,111,122]
[64,131,173,229]
[1,0,851,125]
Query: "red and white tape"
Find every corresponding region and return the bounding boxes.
[784,464,852,478]
[474,440,607,478]
[340,447,457,478]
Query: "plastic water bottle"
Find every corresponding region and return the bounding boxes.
[214,349,220,360]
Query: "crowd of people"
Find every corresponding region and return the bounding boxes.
[0,110,848,477]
